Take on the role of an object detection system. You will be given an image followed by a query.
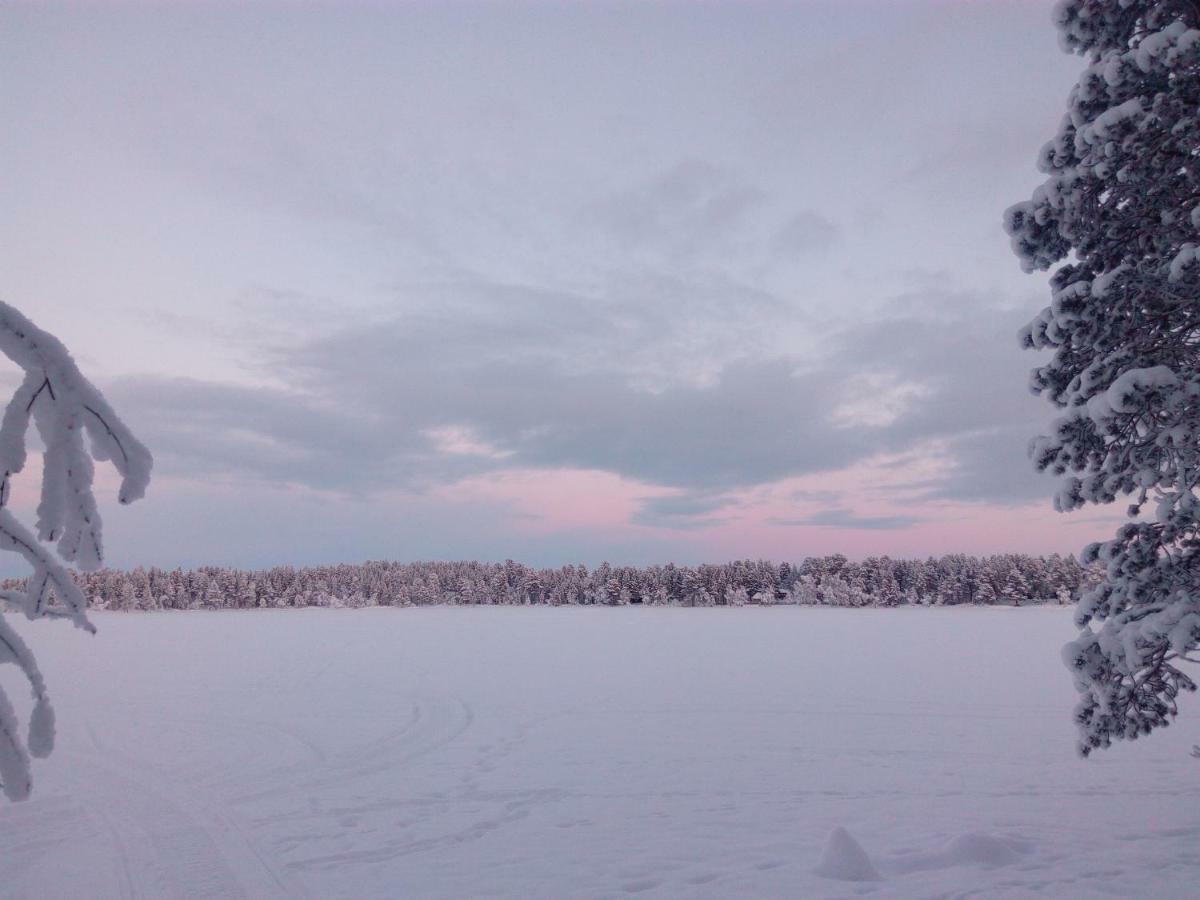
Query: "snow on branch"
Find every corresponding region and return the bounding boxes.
[0,302,151,571]
[0,300,152,800]
[1008,1,1200,753]
[0,615,55,801]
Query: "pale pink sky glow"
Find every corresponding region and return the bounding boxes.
[2,1,1112,571]
[438,469,675,534]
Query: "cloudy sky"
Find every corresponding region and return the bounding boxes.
[2,0,1124,570]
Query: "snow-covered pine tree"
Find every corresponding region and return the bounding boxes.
[115,577,137,612]
[783,573,811,605]
[1005,0,1200,754]
[975,579,998,606]
[1001,569,1030,608]
[0,302,151,798]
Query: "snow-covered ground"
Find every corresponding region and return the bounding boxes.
[3,607,1199,898]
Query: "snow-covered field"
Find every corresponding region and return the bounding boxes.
[3,607,1199,898]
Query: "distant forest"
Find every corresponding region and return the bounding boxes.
[6,554,1096,611]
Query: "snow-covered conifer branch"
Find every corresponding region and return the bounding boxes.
[0,301,151,799]
[0,615,55,801]
[0,303,151,571]
[1008,0,1200,754]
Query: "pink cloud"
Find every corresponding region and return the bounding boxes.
[436,468,674,534]
[430,454,1124,563]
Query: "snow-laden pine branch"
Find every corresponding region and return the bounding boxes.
[0,303,151,572]
[0,301,151,799]
[1007,0,1200,754]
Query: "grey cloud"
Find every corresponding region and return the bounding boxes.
[123,355,874,496]
[825,293,1057,505]
[117,280,1059,511]
[772,211,839,257]
[2,0,1099,568]
[790,489,842,503]
[584,160,767,259]
[272,274,793,392]
[917,426,1052,506]
[772,508,921,530]
[110,378,427,492]
[631,492,736,530]
[109,270,880,495]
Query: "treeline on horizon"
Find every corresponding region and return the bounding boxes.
[6,554,1096,611]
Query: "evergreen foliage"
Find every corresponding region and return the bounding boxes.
[16,554,1094,612]
[1006,0,1200,753]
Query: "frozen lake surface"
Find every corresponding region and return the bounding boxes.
[3,607,1199,898]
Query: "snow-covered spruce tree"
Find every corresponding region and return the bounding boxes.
[1005,0,1200,754]
[0,303,150,798]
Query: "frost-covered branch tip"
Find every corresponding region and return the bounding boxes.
[0,302,152,571]
[0,301,152,799]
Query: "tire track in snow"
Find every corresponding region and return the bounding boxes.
[282,787,568,872]
[279,706,584,873]
[231,693,473,811]
[73,723,298,899]
[71,760,261,899]
[238,692,485,871]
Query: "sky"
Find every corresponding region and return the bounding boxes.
[0,0,1127,571]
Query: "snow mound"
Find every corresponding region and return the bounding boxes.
[889,832,1032,874]
[813,826,882,882]
[944,833,1025,867]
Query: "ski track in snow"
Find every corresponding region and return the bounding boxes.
[74,721,297,899]
[2,607,1200,898]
